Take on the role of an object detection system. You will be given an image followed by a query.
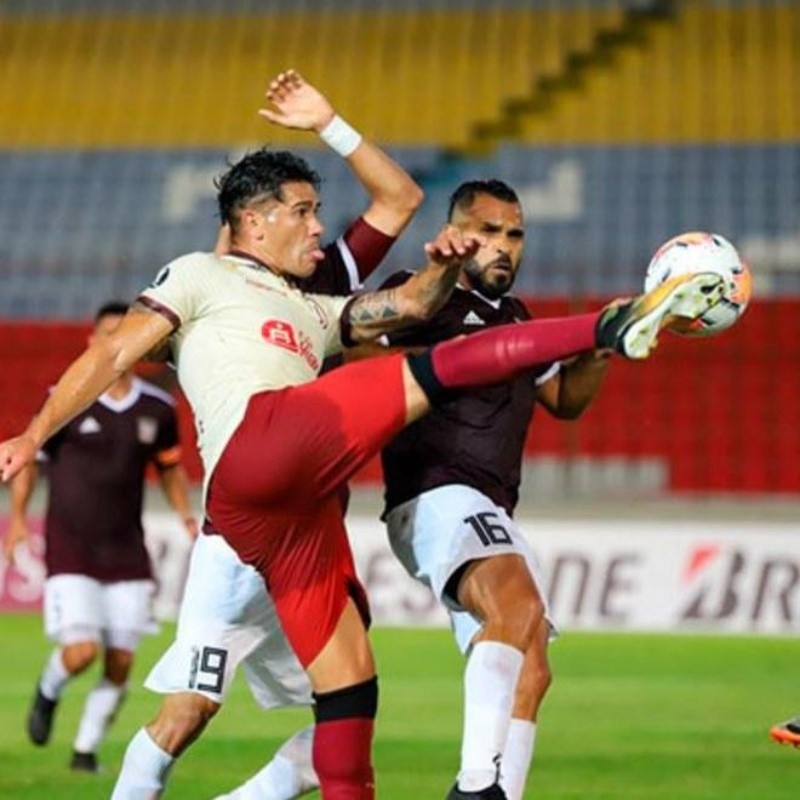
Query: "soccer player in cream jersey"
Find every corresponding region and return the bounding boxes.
[212,180,610,800]
[0,80,725,799]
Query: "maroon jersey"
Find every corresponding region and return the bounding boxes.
[381,272,557,516]
[40,379,181,582]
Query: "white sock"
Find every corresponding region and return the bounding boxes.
[500,719,536,800]
[213,725,318,800]
[39,649,71,701]
[457,641,524,792]
[110,728,175,800]
[73,678,126,753]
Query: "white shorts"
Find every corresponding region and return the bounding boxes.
[44,574,156,651]
[145,533,312,710]
[386,484,552,653]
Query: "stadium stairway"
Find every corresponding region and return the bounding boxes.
[498,1,800,146]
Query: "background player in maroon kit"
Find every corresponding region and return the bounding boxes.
[4,301,198,773]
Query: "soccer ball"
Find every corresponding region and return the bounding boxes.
[644,231,752,336]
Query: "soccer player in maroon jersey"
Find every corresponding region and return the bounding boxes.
[0,136,723,800]
[379,180,611,799]
[4,301,198,774]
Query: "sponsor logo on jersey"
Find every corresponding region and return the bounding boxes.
[261,319,320,371]
[78,416,101,435]
[462,310,486,326]
[137,416,158,445]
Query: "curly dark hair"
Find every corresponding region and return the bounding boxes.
[215,148,322,229]
[447,179,519,221]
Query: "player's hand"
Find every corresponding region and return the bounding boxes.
[0,434,37,483]
[423,225,483,269]
[258,69,335,133]
[3,515,29,566]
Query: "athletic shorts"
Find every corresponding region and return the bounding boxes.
[207,350,409,667]
[44,574,155,651]
[385,484,553,653]
[145,532,312,709]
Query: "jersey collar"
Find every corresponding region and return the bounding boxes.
[226,249,300,283]
[456,282,505,310]
[98,377,143,413]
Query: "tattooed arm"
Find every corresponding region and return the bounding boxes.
[0,301,175,481]
[346,225,481,344]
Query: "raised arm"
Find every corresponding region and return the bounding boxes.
[259,69,423,238]
[345,226,481,343]
[0,304,175,482]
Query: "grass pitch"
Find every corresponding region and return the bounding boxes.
[0,614,796,799]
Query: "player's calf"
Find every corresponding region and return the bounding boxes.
[312,677,377,799]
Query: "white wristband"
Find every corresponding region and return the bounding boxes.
[318,114,362,158]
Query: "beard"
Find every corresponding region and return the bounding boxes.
[463,259,515,300]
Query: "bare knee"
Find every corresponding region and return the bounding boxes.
[460,557,544,652]
[61,641,100,675]
[496,595,544,652]
[146,692,221,757]
[104,648,135,685]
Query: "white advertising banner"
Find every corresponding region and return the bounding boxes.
[344,516,800,636]
[3,513,798,636]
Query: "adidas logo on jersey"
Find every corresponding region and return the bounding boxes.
[78,417,101,435]
[462,311,486,326]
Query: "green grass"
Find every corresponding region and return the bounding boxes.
[0,614,797,798]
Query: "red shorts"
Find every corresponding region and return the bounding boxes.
[207,353,407,667]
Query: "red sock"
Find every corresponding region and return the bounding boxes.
[313,717,375,799]
[430,312,600,388]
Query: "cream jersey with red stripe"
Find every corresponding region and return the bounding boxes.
[138,251,351,496]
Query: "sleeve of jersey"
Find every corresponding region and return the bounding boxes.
[137,253,208,328]
[153,405,182,470]
[300,218,396,295]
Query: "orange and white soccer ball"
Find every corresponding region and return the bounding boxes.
[644,231,752,336]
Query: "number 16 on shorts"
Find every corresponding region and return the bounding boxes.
[464,512,512,547]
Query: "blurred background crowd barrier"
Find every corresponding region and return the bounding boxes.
[0,0,798,495]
